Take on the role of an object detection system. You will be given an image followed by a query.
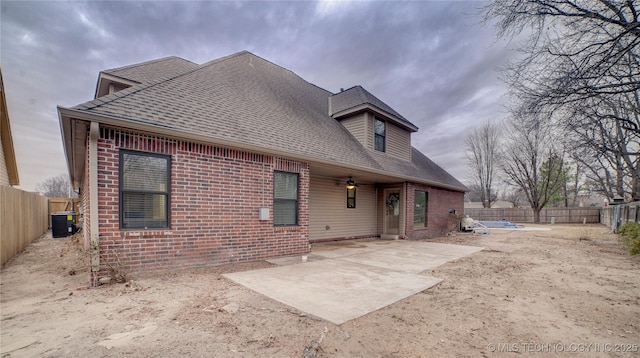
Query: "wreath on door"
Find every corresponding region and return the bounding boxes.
[386,193,399,209]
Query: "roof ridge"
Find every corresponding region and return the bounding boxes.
[330,85,415,128]
[197,50,251,68]
[83,50,328,112]
[63,51,465,191]
[330,85,361,97]
[77,62,204,111]
[199,51,333,95]
[103,56,197,75]
[359,87,415,126]
[356,86,369,103]
[356,86,386,109]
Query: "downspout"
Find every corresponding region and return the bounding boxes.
[89,122,100,286]
[376,186,383,238]
[401,182,406,239]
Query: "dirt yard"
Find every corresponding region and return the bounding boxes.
[1,224,639,357]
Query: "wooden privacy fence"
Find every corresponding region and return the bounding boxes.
[1,186,48,265]
[601,202,640,233]
[48,197,79,227]
[464,207,601,224]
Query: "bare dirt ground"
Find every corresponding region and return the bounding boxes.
[1,224,639,357]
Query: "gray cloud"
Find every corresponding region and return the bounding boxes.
[1,0,511,191]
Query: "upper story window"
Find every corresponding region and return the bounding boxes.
[273,171,299,226]
[374,117,386,152]
[120,150,171,229]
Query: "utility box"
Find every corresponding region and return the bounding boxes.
[259,207,270,221]
[52,211,77,238]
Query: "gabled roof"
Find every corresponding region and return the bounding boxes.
[102,56,200,84]
[0,67,19,186]
[330,86,418,132]
[60,51,466,192]
[94,56,199,98]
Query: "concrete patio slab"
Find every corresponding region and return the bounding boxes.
[225,259,442,325]
[336,250,459,273]
[326,241,482,273]
[224,240,482,325]
[266,254,326,266]
[309,240,389,259]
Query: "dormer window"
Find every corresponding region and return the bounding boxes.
[374,117,386,152]
[329,86,417,160]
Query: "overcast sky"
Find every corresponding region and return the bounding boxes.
[1,0,512,192]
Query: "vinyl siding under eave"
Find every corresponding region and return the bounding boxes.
[376,188,384,235]
[366,113,374,150]
[109,82,131,95]
[309,176,377,241]
[367,113,411,161]
[339,114,367,146]
[386,123,411,161]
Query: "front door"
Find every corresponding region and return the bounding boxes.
[384,189,400,235]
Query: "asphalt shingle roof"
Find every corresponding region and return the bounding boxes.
[330,86,416,129]
[102,56,200,84]
[71,51,465,191]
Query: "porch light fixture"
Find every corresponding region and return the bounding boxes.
[345,176,356,190]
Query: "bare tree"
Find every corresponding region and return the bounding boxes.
[465,121,501,208]
[35,174,73,198]
[464,183,498,205]
[482,0,640,105]
[566,92,640,200]
[500,112,566,222]
[572,144,627,200]
[564,160,585,207]
[482,0,640,201]
[500,186,526,208]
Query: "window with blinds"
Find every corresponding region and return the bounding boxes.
[273,171,298,226]
[119,150,171,229]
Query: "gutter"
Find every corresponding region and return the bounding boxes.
[58,107,468,193]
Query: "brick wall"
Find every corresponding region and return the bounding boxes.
[89,127,310,279]
[405,183,464,239]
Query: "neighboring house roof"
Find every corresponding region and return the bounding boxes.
[330,86,418,132]
[0,67,19,186]
[60,51,466,192]
[464,202,483,209]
